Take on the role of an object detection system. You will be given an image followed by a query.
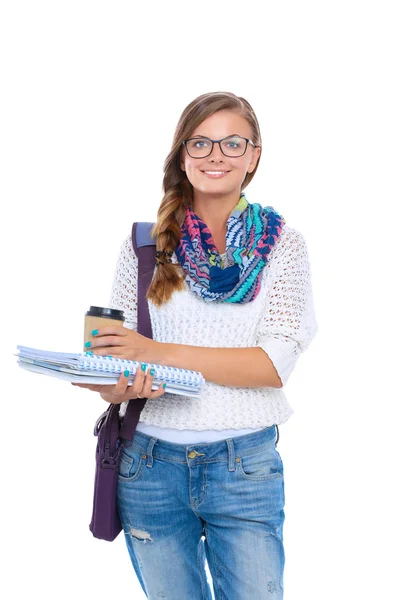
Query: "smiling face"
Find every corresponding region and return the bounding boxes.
[180,110,261,203]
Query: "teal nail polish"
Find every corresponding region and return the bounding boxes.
[124,370,130,377]
[141,363,147,372]
[91,329,99,336]
[150,368,155,376]
[163,383,167,389]
[85,341,91,348]
[85,351,93,356]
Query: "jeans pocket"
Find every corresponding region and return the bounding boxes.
[238,442,283,481]
[118,449,146,482]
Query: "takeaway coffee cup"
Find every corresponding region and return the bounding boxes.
[84,306,125,352]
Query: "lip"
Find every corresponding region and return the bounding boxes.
[201,170,230,179]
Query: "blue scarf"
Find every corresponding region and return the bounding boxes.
[175,193,285,303]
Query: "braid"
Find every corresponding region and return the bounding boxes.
[155,250,174,266]
[146,184,189,307]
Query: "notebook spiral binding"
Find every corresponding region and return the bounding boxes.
[78,353,203,386]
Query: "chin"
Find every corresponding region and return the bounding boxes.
[193,179,238,193]
[195,186,231,196]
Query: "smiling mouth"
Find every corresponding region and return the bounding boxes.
[201,170,230,178]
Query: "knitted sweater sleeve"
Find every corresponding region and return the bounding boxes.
[255,227,318,387]
[108,235,137,331]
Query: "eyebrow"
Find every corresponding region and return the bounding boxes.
[190,133,243,139]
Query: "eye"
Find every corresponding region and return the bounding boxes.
[224,137,244,149]
[191,138,210,149]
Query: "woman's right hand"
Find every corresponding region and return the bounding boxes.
[71,363,166,404]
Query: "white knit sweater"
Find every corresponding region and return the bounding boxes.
[109,224,318,443]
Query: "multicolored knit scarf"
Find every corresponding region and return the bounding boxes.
[175,193,286,303]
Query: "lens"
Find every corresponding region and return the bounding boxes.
[220,136,247,157]
[186,138,212,157]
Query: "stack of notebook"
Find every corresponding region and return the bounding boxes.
[16,345,204,399]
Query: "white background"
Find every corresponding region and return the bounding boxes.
[1,1,399,599]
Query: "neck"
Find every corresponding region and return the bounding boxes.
[192,190,242,231]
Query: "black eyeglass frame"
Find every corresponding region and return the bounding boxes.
[182,135,257,158]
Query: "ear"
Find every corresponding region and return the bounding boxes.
[179,148,186,171]
[247,146,261,174]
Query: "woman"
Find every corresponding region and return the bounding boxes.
[74,91,318,599]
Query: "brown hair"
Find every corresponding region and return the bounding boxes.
[146,91,262,307]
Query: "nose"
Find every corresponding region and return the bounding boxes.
[208,141,225,162]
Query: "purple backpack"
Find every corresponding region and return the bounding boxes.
[89,222,156,541]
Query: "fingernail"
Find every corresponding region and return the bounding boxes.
[85,351,93,356]
[150,368,155,376]
[141,363,147,372]
[163,383,167,389]
[91,329,99,335]
[124,370,130,377]
[85,341,91,348]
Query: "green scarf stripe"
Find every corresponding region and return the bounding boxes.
[226,261,264,303]
[232,247,245,265]
[249,204,264,254]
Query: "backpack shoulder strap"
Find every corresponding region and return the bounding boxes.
[119,222,156,443]
[131,222,156,339]
[132,221,157,251]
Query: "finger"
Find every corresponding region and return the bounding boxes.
[85,335,125,350]
[129,362,148,397]
[91,326,127,338]
[151,382,167,397]
[140,367,157,397]
[89,347,118,357]
[114,369,134,396]
[89,349,131,359]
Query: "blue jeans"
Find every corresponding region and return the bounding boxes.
[117,425,285,599]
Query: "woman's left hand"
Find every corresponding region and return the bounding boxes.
[84,325,158,362]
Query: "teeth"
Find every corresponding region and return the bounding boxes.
[204,171,225,175]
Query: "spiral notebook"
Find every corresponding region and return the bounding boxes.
[16,345,205,399]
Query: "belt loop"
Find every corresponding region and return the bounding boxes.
[275,425,280,447]
[145,437,157,468]
[226,438,236,472]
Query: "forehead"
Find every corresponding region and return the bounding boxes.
[190,110,252,138]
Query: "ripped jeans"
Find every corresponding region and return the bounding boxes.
[117,425,285,599]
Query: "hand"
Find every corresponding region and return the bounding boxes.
[71,363,166,404]
[84,325,158,362]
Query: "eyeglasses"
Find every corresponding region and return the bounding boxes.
[182,135,256,158]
